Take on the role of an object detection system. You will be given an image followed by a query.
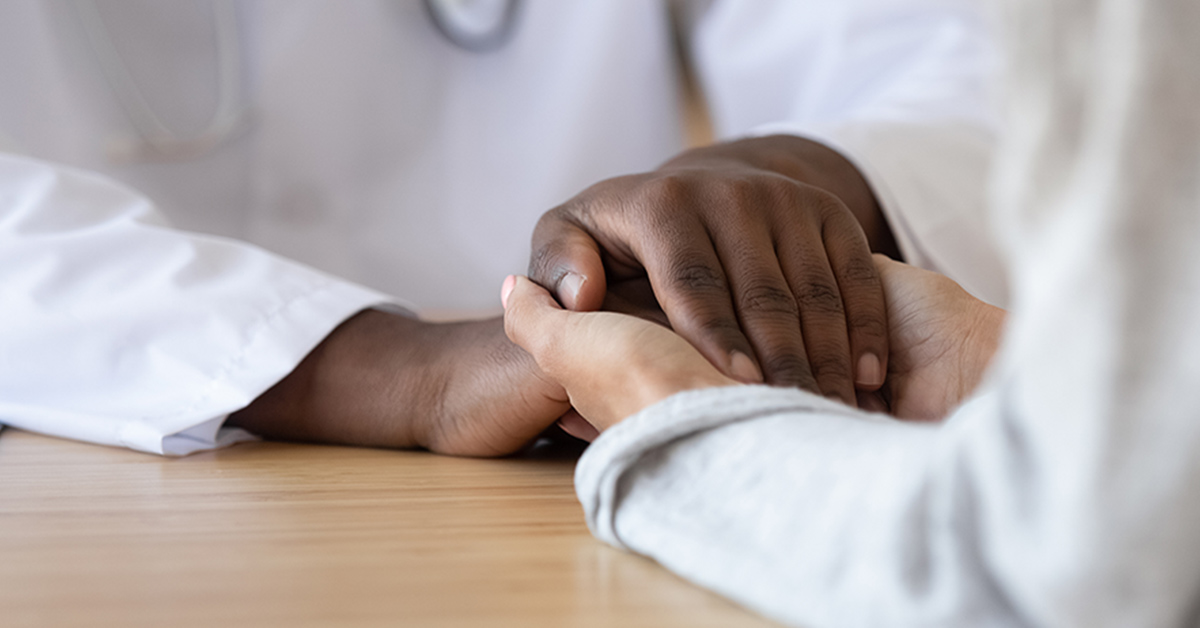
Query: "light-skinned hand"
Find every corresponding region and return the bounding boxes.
[860,255,1005,420]
[502,275,738,432]
[503,256,1005,436]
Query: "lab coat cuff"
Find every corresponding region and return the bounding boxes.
[131,280,411,456]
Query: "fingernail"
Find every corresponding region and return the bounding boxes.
[501,275,517,309]
[856,353,883,388]
[557,415,601,442]
[558,272,586,310]
[729,351,763,383]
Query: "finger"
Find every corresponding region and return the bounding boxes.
[711,224,818,391]
[528,209,607,311]
[639,223,765,384]
[502,275,570,372]
[777,232,857,405]
[602,277,670,328]
[871,252,909,283]
[556,410,600,442]
[856,389,890,414]
[824,213,889,391]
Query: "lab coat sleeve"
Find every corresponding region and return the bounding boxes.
[689,0,1007,305]
[578,0,1200,625]
[0,153,405,455]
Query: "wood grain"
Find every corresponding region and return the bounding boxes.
[0,429,777,628]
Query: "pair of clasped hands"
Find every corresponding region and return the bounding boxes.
[230,136,1005,455]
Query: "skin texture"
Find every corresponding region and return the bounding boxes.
[528,135,900,406]
[226,277,681,453]
[226,310,571,457]
[502,275,737,428]
[229,135,904,455]
[503,257,1005,433]
[860,255,1006,420]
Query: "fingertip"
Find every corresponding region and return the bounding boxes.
[557,412,600,442]
[855,352,885,390]
[557,267,608,312]
[504,276,536,318]
[503,276,545,351]
[501,274,517,310]
[857,389,889,414]
[511,275,560,308]
[872,252,901,275]
[504,276,566,339]
[728,351,764,384]
[529,216,607,312]
[557,271,586,310]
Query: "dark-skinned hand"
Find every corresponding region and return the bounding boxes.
[529,134,901,405]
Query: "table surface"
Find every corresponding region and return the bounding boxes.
[0,428,777,628]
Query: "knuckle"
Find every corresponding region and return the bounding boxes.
[718,176,760,207]
[797,280,845,316]
[674,307,745,346]
[779,185,851,225]
[773,178,833,205]
[759,181,848,232]
[805,186,849,216]
[692,312,744,336]
[641,173,693,209]
[706,174,794,223]
[737,282,800,318]
[838,256,880,285]
[759,352,814,383]
[760,172,802,196]
[666,260,727,295]
[809,353,854,385]
[727,174,790,212]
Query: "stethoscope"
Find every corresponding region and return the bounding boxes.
[423,0,523,53]
[71,0,521,161]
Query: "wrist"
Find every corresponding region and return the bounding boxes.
[960,301,1006,396]
[630,366,740,423]
[227,308,440,449]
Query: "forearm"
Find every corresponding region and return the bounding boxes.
[578,387,951,627]
[227,313,565,456]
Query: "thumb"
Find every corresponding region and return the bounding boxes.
[502,275,569,367]
[871,252,905,278]
[528,211,607,311]
[556,409,600,442]
[873,253,931,289]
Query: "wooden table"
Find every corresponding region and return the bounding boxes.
[0,428,777,628]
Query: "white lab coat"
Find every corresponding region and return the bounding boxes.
[0,0,1003,454]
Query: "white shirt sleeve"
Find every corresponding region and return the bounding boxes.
[578,0,1200,625]
[690,0,1008,306]
[0,153,405,455]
